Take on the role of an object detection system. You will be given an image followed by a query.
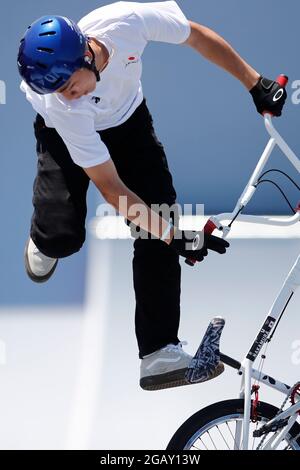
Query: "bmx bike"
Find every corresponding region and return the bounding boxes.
[168,76,300,450]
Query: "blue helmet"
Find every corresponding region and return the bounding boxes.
[17,16,87,94]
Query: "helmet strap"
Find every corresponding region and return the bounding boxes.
[84,42,100,82]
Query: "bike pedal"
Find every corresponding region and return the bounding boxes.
[185,317,226,384]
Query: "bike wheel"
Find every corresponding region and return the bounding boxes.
[167,399,300,450]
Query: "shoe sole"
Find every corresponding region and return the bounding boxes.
[140,363,224,391]
[24,238,58,284]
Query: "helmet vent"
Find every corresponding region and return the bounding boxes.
[39,31,56,36]
[41,20,53,25]
[36,61,48,70]
[37,47,54,54]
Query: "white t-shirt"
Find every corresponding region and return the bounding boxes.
[20,1,191,168]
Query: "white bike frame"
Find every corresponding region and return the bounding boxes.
[208,114,300,449]
[207,114,300,238]
[238,255,300,450]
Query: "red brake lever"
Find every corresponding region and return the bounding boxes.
[185,220,217,267]
[276,74,289,88]
[262,74,289,117]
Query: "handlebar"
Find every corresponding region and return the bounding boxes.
[290,255,300,289]
[186,74,300,267]
[276,74,289,88]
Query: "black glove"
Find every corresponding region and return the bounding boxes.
[250,76,287,117]
[169,230,230,263]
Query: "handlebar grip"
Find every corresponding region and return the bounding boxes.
[184,219,218,267]
[185,258,197,267]
[276,74,289,88]
[263,74,289,117]
[204,220,217,235]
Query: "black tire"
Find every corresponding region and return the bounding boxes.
[167,399,300,450]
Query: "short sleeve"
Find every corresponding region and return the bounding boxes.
[132,1,191,44]
[47,109,111,168]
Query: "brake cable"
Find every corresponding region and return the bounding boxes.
[258,169,300,192]
[255,168,300,215]
[255,180,296,214]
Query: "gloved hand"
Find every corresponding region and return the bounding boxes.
[250,76,287,117]
[169,230,230,263]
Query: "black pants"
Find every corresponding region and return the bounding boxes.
[32,99,181,358]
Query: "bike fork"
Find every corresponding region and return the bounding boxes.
[236,359,253,450]
[242,359,253,449]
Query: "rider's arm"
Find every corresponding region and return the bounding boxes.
[184,21,260,91]
[85,161,230,262]
[84,160,174,243]
[183,21,287,116]
[47,109,174,242]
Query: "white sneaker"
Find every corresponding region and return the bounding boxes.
[140,342,193,391]
[24,238,58,283]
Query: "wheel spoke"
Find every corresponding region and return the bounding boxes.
[216,424,231,450]
[226,421,240,450]
[183,410,300,451]
[206,430,218,450]
[191,442,203,451]
[192,435,209,450]
[198,438,208,450]
[291,430,300,444]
